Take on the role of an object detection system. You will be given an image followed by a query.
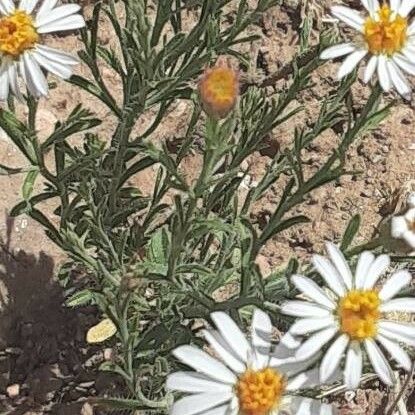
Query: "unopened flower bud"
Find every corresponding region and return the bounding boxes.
[198,58,239,119]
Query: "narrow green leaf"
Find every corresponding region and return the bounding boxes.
[22,168,39,200]
[66,289,94,307]
[340,214,361,251]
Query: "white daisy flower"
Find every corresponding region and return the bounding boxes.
[320,0,415,99]
[282,242,415,389]
[0,0,85,100]
[391,192,415,248]
[167,309,336,415]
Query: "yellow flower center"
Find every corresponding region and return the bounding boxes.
[237,368,286,415]
[0,10,39,58]
[364,5,408,55]
[198,63,238,119]
[204,68,236,102]
[338,290,381,341]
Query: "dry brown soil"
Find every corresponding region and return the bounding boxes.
[0,0,414,414]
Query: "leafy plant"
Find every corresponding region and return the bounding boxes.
[0,0,396,412]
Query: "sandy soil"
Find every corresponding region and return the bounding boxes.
[0,0,414,413]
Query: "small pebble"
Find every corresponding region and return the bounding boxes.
[6,383,20,398]
[81,402,94,415]
[103,348,113,361]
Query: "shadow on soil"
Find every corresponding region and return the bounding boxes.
[0,215,109,414]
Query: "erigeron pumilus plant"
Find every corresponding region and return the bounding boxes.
[0,0,414,413]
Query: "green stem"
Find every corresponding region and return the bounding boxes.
[254,83,383,257]
[108,114,137,213]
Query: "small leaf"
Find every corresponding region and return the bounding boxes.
[0,163,24,175]
[86,318,117,343]
[22,168,39,200]
[90,397,148,411]
[67,289,94,307]
[341,214,361,251]
[149,227,169,264]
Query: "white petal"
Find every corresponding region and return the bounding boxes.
[403,230,415,248]
[363,55,378,84]
[295,326,338,360]
[202,330,245,374]
[0,64,10,101]
[387,59,412,99]
[287,367,342,391]
[344,342,363,390]
[408,192,415,208]
[320,43,355,60]
[37,0,59,19]
[401,46,415,64]
[326,242,353,289]
[290,316,336,336]
[378,321,415,346]
[276,332,301,352]
[362,0,379,16]
[171,393,232,415]
[281,301,331,318]
[32,50,73,79]
[312,255,345,297]
[320,334,349,382]
[19,58,28,88]
[364,339,394,386]
[391,0,402,13]
[405,208,415,222]
[391,216,408,238]
[377,55,392,92]
[35,44,79,65]
[166,372,232,393]
[19,0,38,13]
[337,50,367,79]
[284,396,335,415]
[331,5,365,32]
[286,368,319,390]
[355,251,375,289]
[173,346,237,385]
[393,54,415,75]
[399,0,415,17]
[251,308,272,369]
[363,254,390,289]
[36,14,85,33]
[22,52,48,97]
[409,20,415,36]
[7,62,22,101]
[0,0,14,14]
[201,405,231,415]
[35,4,81,27]
[271,333,302,365]
[291,275,336,309]
[380,297,415,313]
[379,270,412,301]
[211,312,251,364]
[273,354,321,378]
[376,335,412,370]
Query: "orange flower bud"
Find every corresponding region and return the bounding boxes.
[198,58,239,119]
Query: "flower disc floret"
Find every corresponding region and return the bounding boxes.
[0,10,38,57]
[364,5,408,55]
[338,289,380,341]
[320,1,415,98]
[237,368,286,415]
[198,60,239,119]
